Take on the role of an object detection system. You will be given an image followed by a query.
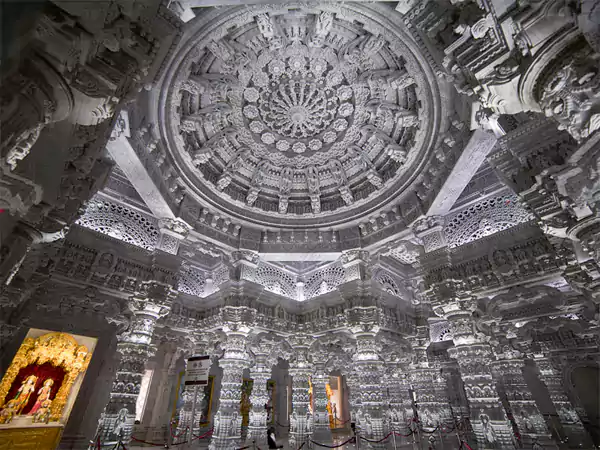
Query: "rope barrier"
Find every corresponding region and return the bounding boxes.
[393,430,414,437]
[310,436,356,448]
[359,431,393,444]
[129,436,165,446]
[192,428,214,440]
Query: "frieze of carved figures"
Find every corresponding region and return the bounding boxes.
[538,40,600,141]
[164,4,432,224]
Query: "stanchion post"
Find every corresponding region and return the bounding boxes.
[391,425,397,450]
[437,425,444,450]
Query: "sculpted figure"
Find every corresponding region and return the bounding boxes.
[113,408,129,437]
[12,375,37,414]
[29,378,54,415]
[0,400,19,424]
[32,399,52,424]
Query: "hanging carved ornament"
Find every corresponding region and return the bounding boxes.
[538,40,600,142]
[161,3,441,228]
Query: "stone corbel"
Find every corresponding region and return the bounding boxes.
[157,217,191,255]
[412,215,447,253]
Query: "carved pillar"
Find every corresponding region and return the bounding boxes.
[98,280,175,443]
[350,321,386,447]
[440,298,515,449]
[288,334,314,449]
[492,356,557,449]
[384,365,413,447]
[534,356,594,448]
[409,325,452,429]
[346,371,361,426]
[173,335,215,440]
[210,307,253,450]
[311,363,332,445]
[247,357,271,445]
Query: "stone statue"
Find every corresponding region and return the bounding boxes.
[113,408,129,438]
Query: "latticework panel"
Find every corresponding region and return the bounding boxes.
[178,265,206,297]
[213,264,230,288]
[444,194,534,248]
[305,263,346,299]
[430,320,453,342]
[77,199,159,250]
[374,270,401,296]
[254,263,297,299]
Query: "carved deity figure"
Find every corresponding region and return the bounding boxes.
[29,378,54,415]
[0,400,19,424]
[32,399,52,424]
[256,13,275,39]
[12,375,37,414]
[309,11,334,48]
[113,408,129,437]
[480,414,497,447]
[280,167,293,195]
[329,159,347,187]
[539,49,600,141]
[306,166,320,195]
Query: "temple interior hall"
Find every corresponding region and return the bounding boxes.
[1,0,600,449]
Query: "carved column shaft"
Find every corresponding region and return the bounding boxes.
[534,356,594,447]
[209,328,250,450]
[289,365,313,449]
[491,358,557,449]
[354,333,386,448]
[312,366,332,444]
[98,281,174,443]
[440,304,515,450]
[247,365,271,445]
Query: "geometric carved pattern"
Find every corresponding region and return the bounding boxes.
[77,199,159,250]
[373,270,401,296]
[178,265,206,297]
[444,194,534,248]
[429,320,453,343]
[251,263,297,299]
[213,264,230,288]
[305,263,346,300]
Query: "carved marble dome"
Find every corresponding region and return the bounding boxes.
[159,3,447,228]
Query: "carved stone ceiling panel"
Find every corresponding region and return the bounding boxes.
[158,3,445,228]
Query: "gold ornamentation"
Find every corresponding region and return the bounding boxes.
[0,426,62,450]
[0,332,91,423]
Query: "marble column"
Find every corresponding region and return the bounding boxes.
[384,367,414,447]
[492,357,557,449]
[409,325,452,430]
[353,330,386,448]
[534,356,594,448]
[346,371,362,426]
[247,361,271,445]
[97,280,175,443]
[209,329,251,450]
[440,300,515,449]
[288,335,313,449]
[311,365,332,445]
[176,337,215,439]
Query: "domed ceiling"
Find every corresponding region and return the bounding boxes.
[159,3,446,229]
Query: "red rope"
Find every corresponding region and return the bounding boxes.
[394,430,414,437]
[311,436,355,448]
[192,428,214,440]
[129,436,165,446]
[359,431,393,443]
